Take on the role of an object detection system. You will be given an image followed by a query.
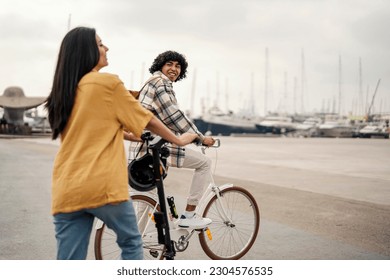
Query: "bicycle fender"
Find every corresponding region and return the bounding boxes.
[218,183,234,190]
[197,183,234,213]
[129,189,158,201]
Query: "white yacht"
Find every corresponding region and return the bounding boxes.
[317,121,355,138]
[255,115,297,134]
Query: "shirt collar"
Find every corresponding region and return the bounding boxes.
[153,71,172,83]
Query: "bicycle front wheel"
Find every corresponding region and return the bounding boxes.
[94,195,165,260]
[199,186,260,260]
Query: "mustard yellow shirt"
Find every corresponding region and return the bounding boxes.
[51,72,153,215]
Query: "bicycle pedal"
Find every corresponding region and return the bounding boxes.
[195,227,212,239]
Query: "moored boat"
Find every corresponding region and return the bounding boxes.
[255,115,297,134]
[358,122,389,139]
[293,117,322,137]
[192,107,259,136]
[317,121,355,138]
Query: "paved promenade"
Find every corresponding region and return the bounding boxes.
[0,135,389,260]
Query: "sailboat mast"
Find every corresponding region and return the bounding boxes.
[284,71,288,114]
[338,55,342,116]
[225,78,229,112]
[190,68,197,117]
[251,72,255,116]
[300,48,306,114]
[264,47,269,116]
[215,71,220,108]
[67,14,72,31]
[359,57,363,116]
[293,76,297,114]
[367,78,381,117]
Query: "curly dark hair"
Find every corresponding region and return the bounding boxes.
[149,50,188,82]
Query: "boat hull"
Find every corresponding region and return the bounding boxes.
[255,124,296,134]
[193,118,259,136]
[318,127,355,138]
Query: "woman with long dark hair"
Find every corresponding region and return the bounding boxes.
[45,27,197,260]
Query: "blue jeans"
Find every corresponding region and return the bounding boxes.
[53,200,143,260]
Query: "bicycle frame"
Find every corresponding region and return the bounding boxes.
[95,133,261,260]
[95,135,235,259]
[129,181,234,235]
[197,183,234,223]
[94,183,235,247]
[127,135,174,259]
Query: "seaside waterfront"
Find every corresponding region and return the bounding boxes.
[0,136,389,260]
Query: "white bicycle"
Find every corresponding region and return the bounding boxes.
[94,134,260,260]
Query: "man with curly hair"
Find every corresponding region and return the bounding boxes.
[128,50,215,229]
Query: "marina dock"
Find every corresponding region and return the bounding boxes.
[0,135,389,260]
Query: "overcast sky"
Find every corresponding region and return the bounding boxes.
[1,0,389,117]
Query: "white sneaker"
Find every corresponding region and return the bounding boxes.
[177,213,212,229]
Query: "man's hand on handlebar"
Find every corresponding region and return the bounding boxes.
[202,136,216,147]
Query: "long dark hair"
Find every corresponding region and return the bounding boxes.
[149,50,188,82]
[45,26,99,140]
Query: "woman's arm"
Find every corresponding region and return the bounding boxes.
[146,116,198,146]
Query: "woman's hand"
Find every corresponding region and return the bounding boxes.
[123,131,142,142]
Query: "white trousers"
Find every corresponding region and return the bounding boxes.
[179,147,212,206]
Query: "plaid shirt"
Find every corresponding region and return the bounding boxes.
[129,71,204,167]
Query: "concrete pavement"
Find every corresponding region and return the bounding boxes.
[0,136,389,259]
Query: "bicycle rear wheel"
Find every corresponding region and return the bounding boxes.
[199,186,260,260]
[94,195,165,260]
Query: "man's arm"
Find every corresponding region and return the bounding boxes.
[153,83,205,141]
